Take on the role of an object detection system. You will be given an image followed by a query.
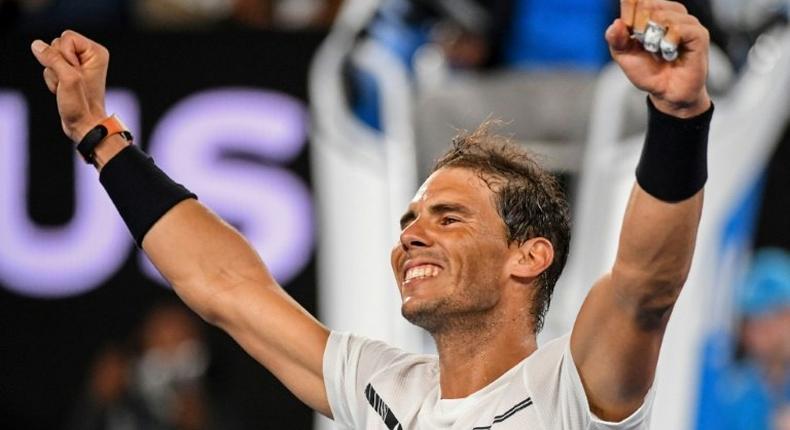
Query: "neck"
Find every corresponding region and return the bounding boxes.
[432,307,537,399]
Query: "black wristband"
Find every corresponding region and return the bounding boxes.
[99,145,197,247]
[635,97,714,202]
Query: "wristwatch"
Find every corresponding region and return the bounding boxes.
[76,115,133,166]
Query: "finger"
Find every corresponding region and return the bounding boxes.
[649,7,698,26]
[655,0,687,14]
[620,0,637,27]
[31,40,80,87]
[61,30,107,65]
[51,36,80,67]
[660,37,679,61]
[633,0,653,34]
[649,10,702,47]
[663,19,709,54]
[651,10,684,50]
[43,68,58,94]
[606,19,635,54]
[637,1,692,39]
[658,21,681,62]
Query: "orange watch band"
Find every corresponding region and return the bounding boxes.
[100,115,130,141]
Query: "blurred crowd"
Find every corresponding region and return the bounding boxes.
[68,302,232,430]
[0,0,342,31]
[698,248,790,430]
[1,0,784,66]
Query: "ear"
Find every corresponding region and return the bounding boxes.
[508,237,554,280]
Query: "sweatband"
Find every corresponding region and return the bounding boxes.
[636,97,714,202]
[99,145,197,247]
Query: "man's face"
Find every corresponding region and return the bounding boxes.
[743,308,790,364]
[390,167,513,332]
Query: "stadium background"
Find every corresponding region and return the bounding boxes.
[1,0,788,429]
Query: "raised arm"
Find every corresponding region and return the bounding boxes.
[31,31,332,417]
[570,0,713,421]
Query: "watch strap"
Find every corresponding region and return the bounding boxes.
[77,115,133,165]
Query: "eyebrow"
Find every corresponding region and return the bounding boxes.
[399,202,474,229]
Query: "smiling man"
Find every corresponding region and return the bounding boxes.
[32,0,713,428]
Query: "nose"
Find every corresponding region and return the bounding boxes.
[399,217,432,251]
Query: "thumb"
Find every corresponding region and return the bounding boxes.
[605,19,633,54]
[31,39,77,79]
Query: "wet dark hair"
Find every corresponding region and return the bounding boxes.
[432,121,571,333]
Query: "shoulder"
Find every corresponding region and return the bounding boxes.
[521,333,656,430]
[523,332,571,375]
[519,333,571,407]
[324,330,438,397]
[324,331,439,429]
[325,331,435,373]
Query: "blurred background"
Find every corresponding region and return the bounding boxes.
[0,0,788,429]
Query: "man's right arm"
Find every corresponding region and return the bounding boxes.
[143,197,332,417]
[31,31,333,417]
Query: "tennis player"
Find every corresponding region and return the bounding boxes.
[31,0,713,428]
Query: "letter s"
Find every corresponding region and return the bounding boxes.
[141,88,313,287]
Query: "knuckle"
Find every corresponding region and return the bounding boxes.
[666,0,688,14]
[43,49,58,63]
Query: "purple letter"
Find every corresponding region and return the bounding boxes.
[140,88,313,287]
[0,91,138,297]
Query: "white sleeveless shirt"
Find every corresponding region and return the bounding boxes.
[323,331,654,429]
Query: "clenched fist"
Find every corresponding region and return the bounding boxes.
[607,0,711,118]
[31,30,110,143]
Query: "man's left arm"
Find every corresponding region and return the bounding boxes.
[570,0,713,421]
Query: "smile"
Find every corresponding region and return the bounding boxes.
[404,264,441,284]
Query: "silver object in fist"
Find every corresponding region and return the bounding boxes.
[631,20,678,62]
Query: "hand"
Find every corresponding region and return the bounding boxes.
[31,30,109,142]
[607,0,711,117]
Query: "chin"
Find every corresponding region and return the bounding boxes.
[401,298,444,332]
[402,293,500,335]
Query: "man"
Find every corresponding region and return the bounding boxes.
[31,0,713,427]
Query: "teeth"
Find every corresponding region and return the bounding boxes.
[404,264,441,283]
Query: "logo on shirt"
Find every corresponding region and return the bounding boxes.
[365,383,403,430]
[472,397,533,429]
[365,382,534,430]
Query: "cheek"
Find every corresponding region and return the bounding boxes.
[390,244,402,278]
[456,239,508,290]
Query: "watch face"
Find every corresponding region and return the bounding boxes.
[76,124,110,165]
[76,115,134,166]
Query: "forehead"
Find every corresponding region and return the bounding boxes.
[411,167,495,208]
